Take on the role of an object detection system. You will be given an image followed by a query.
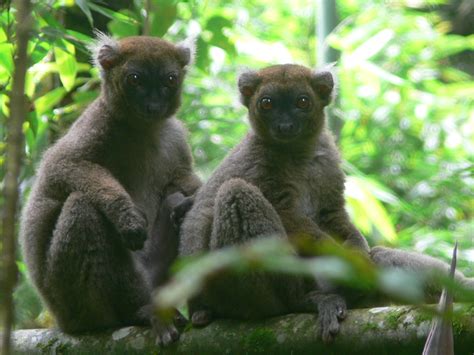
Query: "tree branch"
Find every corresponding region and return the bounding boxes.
[10,305,474,354]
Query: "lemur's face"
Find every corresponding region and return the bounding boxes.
[239,64,335,144]
[97,36,192,121]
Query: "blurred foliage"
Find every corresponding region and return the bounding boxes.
[0,0,472,328]
[155,237,474,316]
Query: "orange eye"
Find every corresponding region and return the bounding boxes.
[127,73,140,86]
[296,96,310,109]
[167,74,178,87]
[260,97,273,110]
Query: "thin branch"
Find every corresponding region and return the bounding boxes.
[1,0,32,354]
[142,0,152,36]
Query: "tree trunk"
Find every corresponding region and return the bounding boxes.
[1,1,32,354]
[10,305,474,354]
[316,0,343,141]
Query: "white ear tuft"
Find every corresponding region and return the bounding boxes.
[312,63,339,104]
[176,36,197,67]
[88,30,120,75]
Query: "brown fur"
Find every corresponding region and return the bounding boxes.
[369,246,474,302]
[179,64,366,342]
[179,64,474,341]
[20,34,201,345]
[180,64,368,257]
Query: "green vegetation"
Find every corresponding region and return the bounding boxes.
[0,0,472,328]
[241,328,277,353]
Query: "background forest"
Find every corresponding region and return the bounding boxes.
[0,0,473,329]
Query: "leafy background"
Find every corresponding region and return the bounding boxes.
[0,0,472,328]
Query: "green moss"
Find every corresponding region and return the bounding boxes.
[414,311,432,325]
[463,304,474,316]
[37,337,57,351]
[55,342,70,354]
[241,328,276,354]
[385,311,402,330]
[362,322,378,332]
[452,319,467,336]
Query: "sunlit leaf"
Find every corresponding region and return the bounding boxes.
[16,261,27,275]
[65,30,92,45]
[54,40,77,91]
[0,43,14,74]
[88,3,138,25]
[108,10,139,37]
[0,27,7,42]
[358,60,405,86]
[346,176,398,243]
[433,34,474,59]
[350,29,395,62]
[34,87,66,116]
[29,40,50,65]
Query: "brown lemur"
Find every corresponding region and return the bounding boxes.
[20,33,201,345]
[179,64,369,342]
[179,64,473,341]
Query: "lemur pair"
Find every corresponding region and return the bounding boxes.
[21,34,473,346]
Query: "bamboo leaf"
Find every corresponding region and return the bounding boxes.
[35,87,66,115]
[76,0,93,26]
[0,43,14,74]
[54,40,77,91]
[346,176,398,243]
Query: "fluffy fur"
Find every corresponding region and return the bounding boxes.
[179,64,364,342]
[20,34,201,345]
[179,64,474,342]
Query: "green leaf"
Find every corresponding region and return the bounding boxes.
[34,87,66,115]
[108,10,139,37]
[0,43,14,74]
[196,37,209,70]
[27,110,38,137]
[150,2,177,37]
[29,39,50,65]
[346,176,398,243]
[433,34,474,59]
[0,27,7,42]
[350,29,395,62]
[25,125,36,157]
[16,261,27,275]
[88,3,138,25]
[54,40,77,91]
[206,15,234,32]
[206,15,236,55]
[65,30,92,44]
[76,0,94,26]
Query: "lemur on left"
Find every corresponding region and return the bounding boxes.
[20,33,201,346]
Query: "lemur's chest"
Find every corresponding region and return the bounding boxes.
[295,162,323,218]
[258,159,323,218]
[113,138,176,224]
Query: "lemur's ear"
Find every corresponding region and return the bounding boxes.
[311,65,337,106]
[238,70,262,106]
[176,37,197,67]
[89,31,121,75]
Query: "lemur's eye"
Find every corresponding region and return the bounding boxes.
[296,95,310,109]
[260,97,273,110]
[127,73,140,86]
[167,73,178,87]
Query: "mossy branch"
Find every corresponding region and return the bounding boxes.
[10,304,474,354]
